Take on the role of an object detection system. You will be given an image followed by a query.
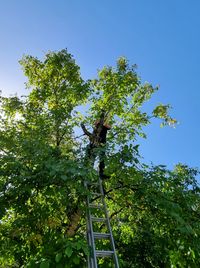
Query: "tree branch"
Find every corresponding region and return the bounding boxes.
[80,123,92,137]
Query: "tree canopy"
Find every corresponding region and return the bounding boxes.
[0,49,199,268]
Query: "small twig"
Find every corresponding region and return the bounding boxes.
[74,133,86,139]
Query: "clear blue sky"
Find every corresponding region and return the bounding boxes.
[0,0,199,169]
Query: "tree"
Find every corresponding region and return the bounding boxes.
[0,49,199,267]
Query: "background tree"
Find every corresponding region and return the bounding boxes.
[0,49,199,267]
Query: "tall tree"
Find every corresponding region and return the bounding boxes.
[0,49,199,267]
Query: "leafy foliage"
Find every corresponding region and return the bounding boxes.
[0,49,199,267]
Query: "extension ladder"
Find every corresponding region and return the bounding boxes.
[85,177,120,268]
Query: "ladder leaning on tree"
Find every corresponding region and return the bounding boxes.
[81,112,120,267]
[85,177,119,268]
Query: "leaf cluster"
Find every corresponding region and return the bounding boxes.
[0,49,199,267]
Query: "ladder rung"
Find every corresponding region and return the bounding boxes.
[91,216,107,222]
[95,250,114,257]
[89,204,104,209]
[93,232,110,239]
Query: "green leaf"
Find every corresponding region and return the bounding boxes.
[61,175,68,181]
[82,246,89,255]
[55,253,62,263]
[40,260,50,268]
[65,247,73,258]
[75,241,82,250]
[73,256,80,265]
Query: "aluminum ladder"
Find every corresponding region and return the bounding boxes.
[85,177,120,268]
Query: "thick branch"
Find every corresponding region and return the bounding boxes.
[66,208,82,237]
[80,123,92,137]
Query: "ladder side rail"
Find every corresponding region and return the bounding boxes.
[99,178,120,268]
[85,181,93,268]
[86,183,98,268]
[86,213,93,268]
